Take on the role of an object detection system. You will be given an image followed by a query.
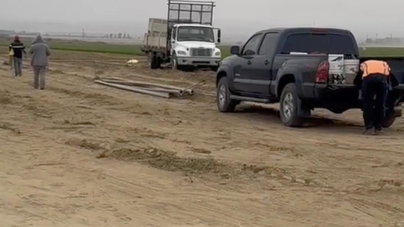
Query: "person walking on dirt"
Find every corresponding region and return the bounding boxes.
[360,60,391,135]
[9,35,26,77]
[28,34,51,90]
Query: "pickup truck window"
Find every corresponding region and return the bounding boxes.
[241,34,263,56]
[281,33,356,55]
[258,33,278,55]
[328,35,356,55]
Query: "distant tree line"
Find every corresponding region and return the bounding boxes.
[103,33,132,39]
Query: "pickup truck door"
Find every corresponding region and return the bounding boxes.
[233,34,264,92]
[245,32,278,94]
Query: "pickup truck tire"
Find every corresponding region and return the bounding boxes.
[382,113,396,128]
[279,83,305,127]
[217,77,237,112]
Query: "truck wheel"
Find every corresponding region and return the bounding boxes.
[148,52,159,69]
[279,83,305,127]
[171,53,180,70]
[382,113,396,128]
[217,77,237,112]
[147,52,152,67]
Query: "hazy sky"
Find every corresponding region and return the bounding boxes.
[1,0,403,40]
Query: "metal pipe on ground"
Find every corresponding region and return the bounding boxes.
[100,79,184,94]
[94,80,171,98]
[100,77,194,95]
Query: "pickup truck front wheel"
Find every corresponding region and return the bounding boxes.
[217,77,237,112]
[280,83,305,127]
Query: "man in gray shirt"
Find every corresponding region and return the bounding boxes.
[29,34,51,90]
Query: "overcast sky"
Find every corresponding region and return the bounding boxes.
[0,0,403,41]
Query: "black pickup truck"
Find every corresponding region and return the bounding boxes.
[216,27,404,127]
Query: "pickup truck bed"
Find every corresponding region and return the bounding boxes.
[215,27,404,127]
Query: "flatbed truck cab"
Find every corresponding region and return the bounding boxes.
[141,0,221,71]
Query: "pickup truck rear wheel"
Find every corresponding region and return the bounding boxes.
[217,77,237,112]
[382,113,396,128]
[280,83,305,127]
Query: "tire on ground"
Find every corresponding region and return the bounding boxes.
[279,83,305,127]
[216,77,238,112]
[171,53,181,70]
[149,52,159,69]
[382,113,396,128]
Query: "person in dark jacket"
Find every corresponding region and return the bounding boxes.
[28,34,51,90]
[9,35,26,77]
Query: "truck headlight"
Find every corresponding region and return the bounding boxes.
[177,50,187,55]
[215,51,221,57]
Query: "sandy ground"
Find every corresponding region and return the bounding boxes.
[1,50,404,227]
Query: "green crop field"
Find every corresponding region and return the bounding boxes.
[1,37,404,58]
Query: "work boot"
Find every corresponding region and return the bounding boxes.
[374,129,384,135]
[362,128,373,135]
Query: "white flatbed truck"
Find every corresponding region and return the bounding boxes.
[141,0,222,71]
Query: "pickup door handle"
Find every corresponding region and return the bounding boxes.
[264,60,270,65]
[247,60,252,65]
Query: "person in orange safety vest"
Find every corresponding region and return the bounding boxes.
[360,60,391,135]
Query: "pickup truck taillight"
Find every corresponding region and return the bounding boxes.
[315,61,329,83]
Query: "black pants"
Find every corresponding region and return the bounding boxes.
[362,74,388,130]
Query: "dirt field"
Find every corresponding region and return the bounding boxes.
[1,50,404,227]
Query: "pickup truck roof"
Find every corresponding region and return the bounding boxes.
[246,27,359,56]
[253,27,353,36]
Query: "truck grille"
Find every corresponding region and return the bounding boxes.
[190,48,212,57]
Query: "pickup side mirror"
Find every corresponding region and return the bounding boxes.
[217,29,221,43]
[230,45,240,55]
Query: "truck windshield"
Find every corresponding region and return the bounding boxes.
[177,26,214,42]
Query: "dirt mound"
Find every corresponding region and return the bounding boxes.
[95,147,303,186]
[98,147,228,175]
[66,138,105,151]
